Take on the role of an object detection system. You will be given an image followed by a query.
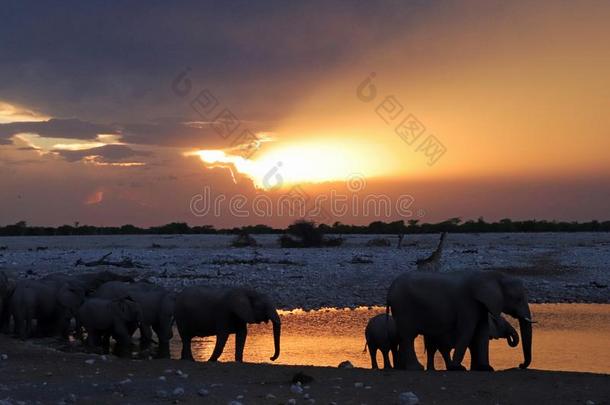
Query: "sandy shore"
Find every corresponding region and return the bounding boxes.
[0,336,608,405]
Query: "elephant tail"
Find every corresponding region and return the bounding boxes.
[363,341,368,353]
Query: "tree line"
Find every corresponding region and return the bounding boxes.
[0,218,608,237]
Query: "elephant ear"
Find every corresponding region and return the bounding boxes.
[472,275,503,319]
[230,290,256,324]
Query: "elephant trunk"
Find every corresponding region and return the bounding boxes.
[269,308,281,361]
[506,324,520,347]
[518,307,533,369]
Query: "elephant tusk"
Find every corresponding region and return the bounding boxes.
[523,317,537,324]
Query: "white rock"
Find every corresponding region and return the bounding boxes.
[173,387,185,397]
[354,382,364,388]
[85,359,95,365]
[265,393,276,399]
[399,391,419,405]
[287,400,297,405]
[304,393,310,399]
[0,354,8,360]
[290,384,304,394]
[228,402,243,405]
[198,388,210,397]
[158,376,166,381]
[236,395,244,399]
[119,378,132,385]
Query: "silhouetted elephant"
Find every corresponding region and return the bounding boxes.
[175,286,281,362]
[364,313,399,369]
[424,313,519,370]
[93,281,175,358]
[387,271,533,371]
[77,297,142,357]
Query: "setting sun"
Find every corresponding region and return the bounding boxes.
[187,138,399,189]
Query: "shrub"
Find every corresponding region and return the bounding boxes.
[231,232,258,247]
[279,220,344,248]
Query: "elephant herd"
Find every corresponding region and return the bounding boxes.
[0,267,532,372]
[0,270,281,362]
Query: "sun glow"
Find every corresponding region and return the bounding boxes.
[186,139,394,189]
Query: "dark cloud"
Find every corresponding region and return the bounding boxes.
[119,121,226,149]
[0,118,117,142]
[0,1,428,123]
[53,144,151,163]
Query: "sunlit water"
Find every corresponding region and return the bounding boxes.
[169,304,610,374]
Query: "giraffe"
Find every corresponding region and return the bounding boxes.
[415,232,447,272]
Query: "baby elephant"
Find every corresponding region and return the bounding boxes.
[424,314,519,370]
[364,314,399,369]
[77,297,142,357]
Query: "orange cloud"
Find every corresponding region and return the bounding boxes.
[85,190,104,205]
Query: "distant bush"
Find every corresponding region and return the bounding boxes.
[366,238,391,247]
[279,220,343,248]
[231,232,258,248]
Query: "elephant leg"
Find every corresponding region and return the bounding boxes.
[102,334,111,354]
[368,345,379,369]
[0,301,10,334]
[234,324,248,362]
[470,320,493,371]
[391,347,399,369]
[450,317,477,371]
[180,334,194,361]
[209,332,229,362]
[398,335,423,370]
[382,350,392,370]
[424,337,436,371]
[156,339,171,359]
[139,324,153,351]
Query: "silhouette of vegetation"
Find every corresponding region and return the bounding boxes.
[231,232,258,248]
[0,218,608,237]
[279,220,344,248]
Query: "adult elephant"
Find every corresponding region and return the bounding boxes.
[10,279,85,339]
[0,270,17,333]
[424,313,520,370]
[387,270,533,371]
[93,281,176,358]
[77,297,142,357]
[175,286,281,362]
[42,271,134,295]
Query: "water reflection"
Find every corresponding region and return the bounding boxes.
[170,304,610,373]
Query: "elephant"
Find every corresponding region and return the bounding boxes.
[77,297,143,357]
[42,271,134,295]
[175,286,281,362]
[93,281,176,358]
[364,313,399,369]
[0,270,17,333]
[423,313,519,370]
[387,270,533,371]
[10,279,85,339]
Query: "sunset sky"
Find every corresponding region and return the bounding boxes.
[1,0,609,227]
